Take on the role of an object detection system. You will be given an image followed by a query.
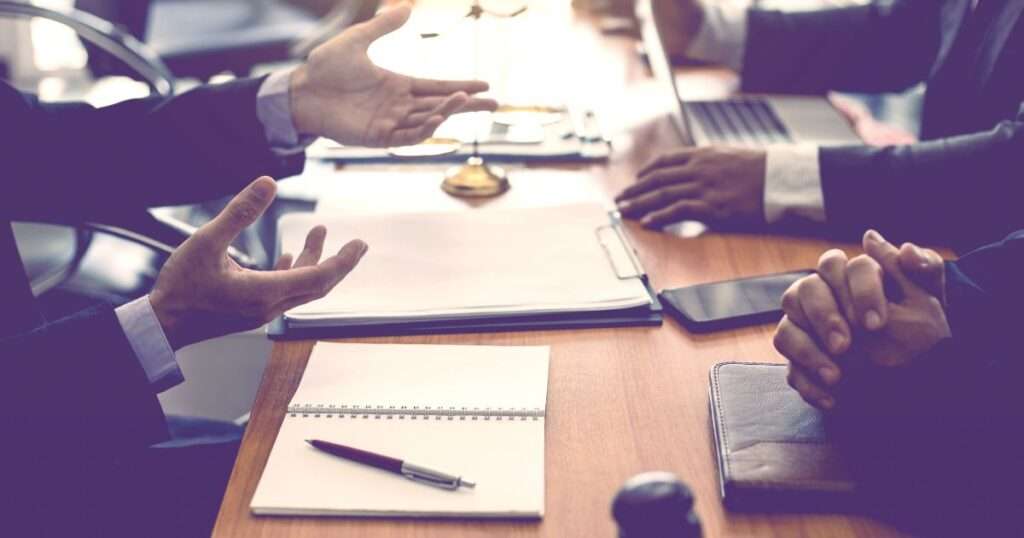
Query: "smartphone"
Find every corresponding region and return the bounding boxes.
[660,270,814,332]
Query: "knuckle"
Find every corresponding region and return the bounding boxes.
[825,313,845,330]
[848,254,878,273]
[817,249,847,273]
[794,276,817,299]
[781,289,800,315]
[772,325,790,352]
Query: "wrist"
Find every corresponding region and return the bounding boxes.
[148,290,188,350]
[289,64,320,138]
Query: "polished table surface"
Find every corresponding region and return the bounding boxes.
[213,6,907,537]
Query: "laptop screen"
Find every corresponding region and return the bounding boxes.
[636,0,693,143]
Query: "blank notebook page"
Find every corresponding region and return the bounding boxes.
[277,203,650,323]
[250,343,549,518]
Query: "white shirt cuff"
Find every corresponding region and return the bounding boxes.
[257,67,316,156]
[115,295,183,393]
[687,0,748,71]
[764,145,826,223]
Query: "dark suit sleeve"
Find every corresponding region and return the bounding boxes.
[1,304,172,525]
[824,231,1024,534]
[818,104,1024,251]
[0,304,168,453]
[741,0,942,94]
[0,77,304,222]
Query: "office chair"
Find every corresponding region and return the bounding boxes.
[0,1,256,300]
[77,0,320,80]
[77,0,383,80]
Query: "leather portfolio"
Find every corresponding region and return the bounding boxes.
[708,362,858,511]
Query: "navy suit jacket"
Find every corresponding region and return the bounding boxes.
[827,230,1024,534]
[743,0,1024,251]
[0,78,302,533]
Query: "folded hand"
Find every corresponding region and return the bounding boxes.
[773,230,950,409]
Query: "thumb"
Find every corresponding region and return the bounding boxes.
[203,177,276,249]
[897,243,946,302]
[353,4,411,45]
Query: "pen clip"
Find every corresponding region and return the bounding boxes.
[401,463,468,490]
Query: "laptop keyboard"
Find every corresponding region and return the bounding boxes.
[686,99,793,146]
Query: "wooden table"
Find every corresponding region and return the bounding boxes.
[214,6,906,537]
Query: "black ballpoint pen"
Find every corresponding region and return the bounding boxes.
[306,439,476,491]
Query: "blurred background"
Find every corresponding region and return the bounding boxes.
[0,0,917,423]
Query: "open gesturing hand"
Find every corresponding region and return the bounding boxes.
[290,4,499,148]
[149,177,366,349]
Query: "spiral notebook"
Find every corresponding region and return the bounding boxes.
[251,343,549,518]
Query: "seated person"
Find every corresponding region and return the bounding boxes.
[617,0,1024,251]
[0,6,496,536]
[774,229,1024,534]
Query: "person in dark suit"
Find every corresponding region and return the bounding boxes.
[0,6,496,536]
[618,0,1024,251]
[773,229,1024,533]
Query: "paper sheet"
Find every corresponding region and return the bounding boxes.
[279,203,651,325]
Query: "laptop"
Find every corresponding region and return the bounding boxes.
[638,0,859,147]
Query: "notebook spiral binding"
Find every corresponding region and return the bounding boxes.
[288,404,544,421]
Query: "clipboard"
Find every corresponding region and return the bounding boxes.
[267,211,662,340]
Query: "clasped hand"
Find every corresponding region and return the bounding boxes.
[773,230,951,410]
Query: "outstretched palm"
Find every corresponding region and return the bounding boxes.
[290,5,496,147]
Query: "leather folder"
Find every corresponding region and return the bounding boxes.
[708,362,858,512]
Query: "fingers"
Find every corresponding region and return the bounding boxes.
[412,78,490,97]
[268,239,369,299]
[846,253,887,331]
[400,93,468,128]
[897,242,946,300]
[788,364,836,410]
[352,4,412,44]
[794,275,851,357]
[294,225,327,268]
[640,199,708,228]
[301,240,367,296]
[388,115,446,146]
[774,316,839,407]
[274,253,294,271]
[617,183,699,219]
[618,167,691,205]
[635,149,696,178]
[780,279,812,328]
[778,284,843,385]
[815,249,857,323]
[202,177,276,250]
[459,97,500,113]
